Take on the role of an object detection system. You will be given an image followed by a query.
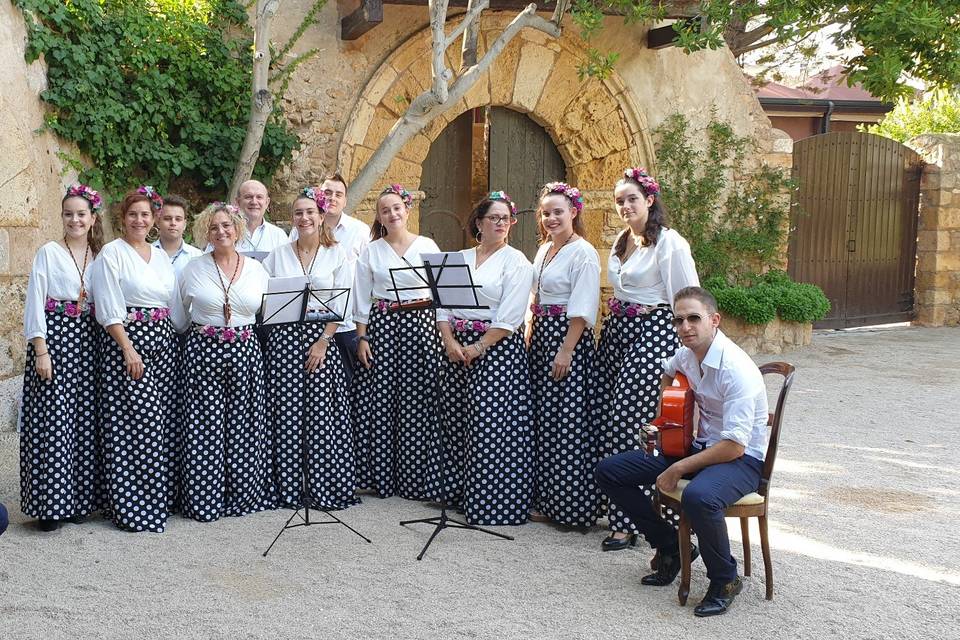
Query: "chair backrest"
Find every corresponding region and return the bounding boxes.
[757,362,796,497]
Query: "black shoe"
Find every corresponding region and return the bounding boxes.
[694,577,743,617]
[601,533,637,551]
[67,514,87,525]
[640,544,700,586]
[38,519,59,532]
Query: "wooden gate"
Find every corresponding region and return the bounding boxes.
[788,132,923,329]
[419,111,473,250]
[488,107,565,261]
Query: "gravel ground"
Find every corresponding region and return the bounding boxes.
[1,325,958,640]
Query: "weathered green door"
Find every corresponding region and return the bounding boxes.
[419,111,473,251]
[488,107,565,261]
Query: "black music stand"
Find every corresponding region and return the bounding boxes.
[388,253,514,560]
[259,279,372,556]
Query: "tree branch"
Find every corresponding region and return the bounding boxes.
[428,0,452,103]
[447,0,489,49]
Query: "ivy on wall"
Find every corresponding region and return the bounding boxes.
[653,113,830,324]
[14,0,299,198]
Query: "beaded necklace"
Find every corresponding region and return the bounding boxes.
[64,237,90,309]
[213,251,242,325]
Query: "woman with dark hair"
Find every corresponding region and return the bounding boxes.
[263,188,357,511]
[596,167,699,551]
[528,181,602,528]
[177,202,272,521]
[20,184,105,532]
[351,184,443,500]
[436,191,535,525]
[90,186,184,532]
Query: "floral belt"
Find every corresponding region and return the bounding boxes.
[530,303,566,317]
[125,307,171,325]
[195,324,256,343]
[45,297,94,318]
[450,317,491,333]
[607,298,669,317]
[375,298,432,313]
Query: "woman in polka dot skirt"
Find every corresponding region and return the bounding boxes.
[176,203,273,522]
[262,188,358,511]
[528,182,603,528]
[351,184,444,500]
[90,187,185,532]
[596,168,699,551]
[20,184,105,532]
[436,192,536,525]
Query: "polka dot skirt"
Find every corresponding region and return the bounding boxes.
[350,305,443,501]
[439,329,534,526]
[267,323,359,511]
[179,326,274,522]
[20,310,102,521]
[99,312,178,532]
[528,314,602,527]
[595,306,681,533]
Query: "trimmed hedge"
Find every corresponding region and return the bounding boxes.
[703,270,831,325]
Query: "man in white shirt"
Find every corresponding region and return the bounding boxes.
[235,179,288,253]
[597,286,769,618]
[153,194,202,276]
[290,173,370,383]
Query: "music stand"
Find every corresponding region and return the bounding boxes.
[259,277,371,556]
[388,253,515,560]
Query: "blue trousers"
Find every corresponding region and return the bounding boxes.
[596,449,762,583]
[334,330,359,387]
[0,502,8,536]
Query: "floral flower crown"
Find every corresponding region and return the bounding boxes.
[299,186,328,212]
[543,182,584,213]
[64,183,103,213]
[137,185,164,210]
[488,191,518,215]
[623,167,660,196]
[207,201,240,216]
[380,183,413,208]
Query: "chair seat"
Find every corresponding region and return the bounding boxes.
[659,479,765,506]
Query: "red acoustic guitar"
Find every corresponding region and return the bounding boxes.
[640,373,695,458]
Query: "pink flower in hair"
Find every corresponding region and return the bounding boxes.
[380,184,413,208]
[543,182,584,213]
[623,167,661,196]
[300,186,328,213]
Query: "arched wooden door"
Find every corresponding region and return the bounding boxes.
[489,107,565,261]
[419,107,565,259]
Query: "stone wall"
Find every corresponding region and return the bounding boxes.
[719,316,813,356]
[907,133,960,327]
[0,2,74,431]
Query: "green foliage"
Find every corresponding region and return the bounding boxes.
[568,1,960,99]
[655,113,829,325]
[863,90,960,143]
[14,0,300,198]
[705,271,831,325]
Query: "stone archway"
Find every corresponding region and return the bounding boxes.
[338,12,656,249]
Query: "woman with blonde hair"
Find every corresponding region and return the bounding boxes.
[176,202,272,521]
[20,184,105,532]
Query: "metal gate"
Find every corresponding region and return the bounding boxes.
[788,132,923,329]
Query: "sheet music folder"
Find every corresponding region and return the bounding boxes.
[386,251,488,311]
[258,274,350,327]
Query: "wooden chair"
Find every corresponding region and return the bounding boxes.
[657,361,796,605]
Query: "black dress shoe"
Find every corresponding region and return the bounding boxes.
[640,544,700,586]
[693,577,743,617]
[38,519,59,532]
[601,533,637,551]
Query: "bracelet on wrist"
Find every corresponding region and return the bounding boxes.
[318,334,332,343]
[35,351,48,357]
[357,335,370,343]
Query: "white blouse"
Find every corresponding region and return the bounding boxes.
[436,245,534,332]
[608,228,699,306]
[532,237,601,327]
[263,242,352,325]
[23,242,96,340]
[90,239,181,328]
[353,235,442,325]
[178,254,269,329]
[152,239,203,277]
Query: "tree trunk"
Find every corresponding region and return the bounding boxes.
[229,0,281,203]
[347,4,560,205]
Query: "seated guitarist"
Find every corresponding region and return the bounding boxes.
[596,286,769,617]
